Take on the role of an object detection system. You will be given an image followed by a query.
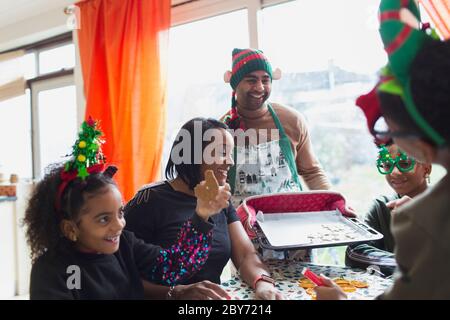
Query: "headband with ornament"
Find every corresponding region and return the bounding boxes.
[55,117,108,212]
[356,0,446,146]
[355,66,402,145]
[222,48,282,130]
[376,144,416,175]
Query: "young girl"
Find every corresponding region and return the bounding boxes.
[25,119,231,299]
[345,142,432,276]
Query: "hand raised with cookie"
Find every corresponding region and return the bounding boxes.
[194,170,231,221]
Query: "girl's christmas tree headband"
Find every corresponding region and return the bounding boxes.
[55,117,108,212]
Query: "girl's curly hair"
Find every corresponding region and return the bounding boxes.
[23,163,118,262]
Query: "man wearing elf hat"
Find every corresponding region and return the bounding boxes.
[221,48,331,207]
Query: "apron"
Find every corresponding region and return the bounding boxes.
[229,104,302,208]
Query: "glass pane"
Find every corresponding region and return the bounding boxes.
[0,52,35,83]
[260,0,448,267]
[164,9,249,167]
[23,53,37,79]
[261,0,390,215]
[39,43,75,74]
[0,92,32,180]
[261,0,388,266]
[37,85,77,176]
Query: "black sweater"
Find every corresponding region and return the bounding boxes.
[125,181,239,284]
[30,215,213,300]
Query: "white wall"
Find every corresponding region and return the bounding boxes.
[0,5,75,298]
[0,201,16,298]
[14,183,33,296]
[0,7,70,52]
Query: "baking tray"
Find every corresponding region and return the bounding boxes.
[254,209,383,251]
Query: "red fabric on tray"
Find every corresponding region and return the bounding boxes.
[236,192,349,239]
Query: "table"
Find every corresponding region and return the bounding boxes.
[221,260,393,300]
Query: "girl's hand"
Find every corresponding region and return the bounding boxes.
[255,281,285,300]
[195,182,231,220]
[314,274,348,300]
[387,195,412,212]
[174,281,231,300]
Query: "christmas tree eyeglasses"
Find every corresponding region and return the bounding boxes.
[376,145,416,175]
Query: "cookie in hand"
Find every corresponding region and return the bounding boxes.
[194,170,219,202]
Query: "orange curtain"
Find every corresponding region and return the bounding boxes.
[76,0,171,201]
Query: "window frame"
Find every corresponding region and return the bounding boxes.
[170,0,293,47]
[0,32,75,180]
[30,73,75,179]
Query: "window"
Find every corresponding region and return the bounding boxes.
[32,79,77,176]
[164,9,249,167]
[0,93,32,180]
[257,0,446,265]
[261,0,390,213]
[23,53,37,79]
[259,0,388,266]
[38,43,75,74]
[0,50,35,180]
[162,0,447,266]
[0,34,75,180]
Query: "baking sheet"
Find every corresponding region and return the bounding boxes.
[256,209,382,249]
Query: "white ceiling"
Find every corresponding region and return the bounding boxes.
[0,0,75,29]
[0,0,193,29]
[0,0,196,51]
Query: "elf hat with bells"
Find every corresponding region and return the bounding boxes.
[222,48,281,130]
[356,0,446,146]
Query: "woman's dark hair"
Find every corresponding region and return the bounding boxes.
[380,40,450,145]
[23,163,118,262]
[165,117,229,189]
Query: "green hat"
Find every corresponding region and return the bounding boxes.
[379,0,427,84]
[227,48,273,89]
[222,48,281,130]
[378,0,446,146]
